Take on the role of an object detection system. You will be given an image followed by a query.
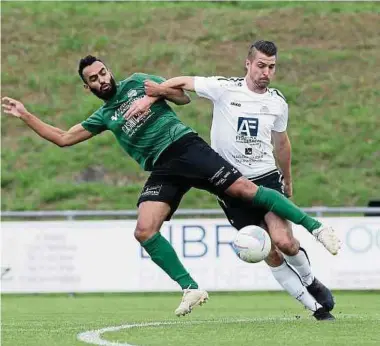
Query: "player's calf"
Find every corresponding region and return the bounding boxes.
[264,212,300,256]
[271,235,299,256]
[264,245,284,267]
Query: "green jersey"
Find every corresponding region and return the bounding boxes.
[81,73,195,171]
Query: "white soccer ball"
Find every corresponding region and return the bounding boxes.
[233,225,272,263]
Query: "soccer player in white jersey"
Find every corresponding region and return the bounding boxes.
[127,40,338,320]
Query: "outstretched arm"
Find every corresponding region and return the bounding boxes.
[146,77,195,96]
[124,77,196,119]
[2,97,93,147]
[156,82,191,105]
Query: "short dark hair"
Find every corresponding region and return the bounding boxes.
[247,40,277,60]
[78,55,104,82]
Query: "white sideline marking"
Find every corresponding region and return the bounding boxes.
[77,315,379,346]
[77,317,293,346]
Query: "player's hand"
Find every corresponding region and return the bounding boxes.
[283,180,293,198]
[144,80,163,97]
[124,96,154,119]
[2,97,28,118]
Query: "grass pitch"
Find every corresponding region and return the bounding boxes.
[2,291,379,345]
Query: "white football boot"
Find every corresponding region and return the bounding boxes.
[312,225,342,255]
[175,288,209,317]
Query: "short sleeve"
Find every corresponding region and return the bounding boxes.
[81,110,107,135]
[273,103,288,132]
[135,73,166,84]
[148,75,166,84]
[194,76,227,101]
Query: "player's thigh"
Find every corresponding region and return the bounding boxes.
[136,173,190,239]
[217,196,266,230]
[253,170,299,251]
[257,221,285,267]
[219,195,285,266]
[218,170,284,228]
[166,135,244,196]
[227,169,283,201]
[224,176,259,201]
[136,201,171,233]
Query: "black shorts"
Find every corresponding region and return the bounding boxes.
[217,170,285,230]
[137,133,242,220]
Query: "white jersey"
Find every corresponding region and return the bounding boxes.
[194,76,288,178]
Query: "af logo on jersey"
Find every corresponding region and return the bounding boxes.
[236,117,259,143]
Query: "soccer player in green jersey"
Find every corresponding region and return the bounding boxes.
[2,55,340,317]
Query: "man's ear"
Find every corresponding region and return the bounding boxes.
[245,59,250,69]
[83,83,90,92]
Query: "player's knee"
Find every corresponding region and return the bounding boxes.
[265,247,284,267]
[275,237,299,256]
[134,222,157,243]
[226,177,258,200]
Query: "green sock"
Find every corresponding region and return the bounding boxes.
[253,186,321,233]
[141,232,198,289]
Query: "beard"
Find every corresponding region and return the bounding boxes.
[89,76,117,101]
[257,78,270,89]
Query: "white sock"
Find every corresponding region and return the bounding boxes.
[270,261,321,312]
[284,248,314,286]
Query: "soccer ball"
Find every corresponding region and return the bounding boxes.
[233,225,271,263]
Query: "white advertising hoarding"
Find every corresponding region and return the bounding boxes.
[1,217,379,293]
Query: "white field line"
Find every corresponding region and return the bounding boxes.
[77,315,379,346]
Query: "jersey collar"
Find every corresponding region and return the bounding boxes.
[104,82,121,105]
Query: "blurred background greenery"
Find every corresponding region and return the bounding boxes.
[1,1,379,211]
